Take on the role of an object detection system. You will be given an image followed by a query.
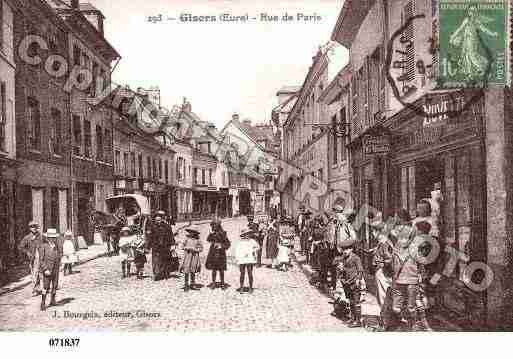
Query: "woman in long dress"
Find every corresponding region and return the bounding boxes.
[265,219,279,268]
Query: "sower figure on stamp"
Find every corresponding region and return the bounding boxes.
[180,228,203,292]
[18,221,42,296]
[38,228,63,311]
[206,219,230,290]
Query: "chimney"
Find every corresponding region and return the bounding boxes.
[182,97,191,112]
[71,0,79,9]
[232,113,239,122]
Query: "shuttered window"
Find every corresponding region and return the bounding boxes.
[403,1,416,83]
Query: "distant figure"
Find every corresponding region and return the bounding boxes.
[18,221,42,296]
[62,230,78,276]
[235,228,260,294]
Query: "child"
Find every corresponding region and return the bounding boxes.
[61,230,78,276]
[132,235,147,280]
[118,227,135,279]
[180,228,203,292]
[235,228,260,293]
[390,216,425,331]
[337,239,364,328]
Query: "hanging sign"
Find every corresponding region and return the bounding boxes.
[363,135,390,156]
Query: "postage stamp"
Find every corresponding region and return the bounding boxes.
[438,0,507,87]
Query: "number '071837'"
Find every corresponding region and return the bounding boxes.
[48,338,80,347]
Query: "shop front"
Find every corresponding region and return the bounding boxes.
[143,181,167,213]
[386,92,487,328]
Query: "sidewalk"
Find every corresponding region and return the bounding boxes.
[290,241,461,332]
[0,216,245,296]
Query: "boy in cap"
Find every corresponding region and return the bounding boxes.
[336,239,364,327]
[180,228,203,292]
[39,229,63,310]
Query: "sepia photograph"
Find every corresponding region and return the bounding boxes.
[0,0,513,351]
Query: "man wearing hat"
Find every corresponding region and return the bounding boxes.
[18,221,43,296]
[38,228,63,310]
[147,211,175,281]
[205,219,230,289]
[180,228,203,291]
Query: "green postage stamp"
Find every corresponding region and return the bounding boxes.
[438,0,507,87]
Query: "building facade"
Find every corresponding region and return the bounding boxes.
[282,50,330,218]
[319,64,353,211]
[0,0,17,268]
[13,0,72,248]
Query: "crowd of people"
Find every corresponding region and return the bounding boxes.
[16,194,441,331]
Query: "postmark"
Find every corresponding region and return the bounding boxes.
[385,0,501,121]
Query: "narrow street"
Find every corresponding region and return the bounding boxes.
[0,218,361,332]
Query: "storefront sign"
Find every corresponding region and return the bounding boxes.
[363,135,390,156]
[115,180,127,189]
[422,95,466,127]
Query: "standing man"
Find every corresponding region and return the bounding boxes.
[18,221,42,296]
[38,228,63,311]
[147,211,174,281]
[330,203,358,292]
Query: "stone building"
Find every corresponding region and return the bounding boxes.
[13,0,73,245]
[332,0,513,329]
[50,0,120,244]
[319,64,353,211]
[0,0,17,268]
[282,49,330,217]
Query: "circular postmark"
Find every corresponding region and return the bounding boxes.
[385,11,494,121]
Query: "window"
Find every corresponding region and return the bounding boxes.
[147,157,151,180]
[130,153,136,177]
[318,168,323,181]
[72,115,81,155]
[138,154,143,178]
[50,108,62,155]
[91,62,99,97]
[176,157,182,181]
[153,158,157,179]
[209,169,213,186]
[115,150,120,172]
[50,188,59,229]
[96,125,103,161]
[193,168,198,185]
[123,152,129,177]
[202,169,206,185]
[0,1,3,51]
[165,160,169,183]
[73,45,81,66]
[83,120,92,158]
[207,142,211,153]
[158,159,162,179]
[0,82,6,151]
[27,97,41,150]
[340,108,347,161]
[104,129,111,163]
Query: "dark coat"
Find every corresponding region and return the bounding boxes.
[39,238,63,275]
[148,222,175,277]
[205,230,230,271]
[18,232,42,262]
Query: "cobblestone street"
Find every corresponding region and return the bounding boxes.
[0,218,361,332]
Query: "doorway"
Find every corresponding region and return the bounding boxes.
[415,157,444,201]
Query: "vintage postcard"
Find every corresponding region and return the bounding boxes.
[1,0,513,353]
